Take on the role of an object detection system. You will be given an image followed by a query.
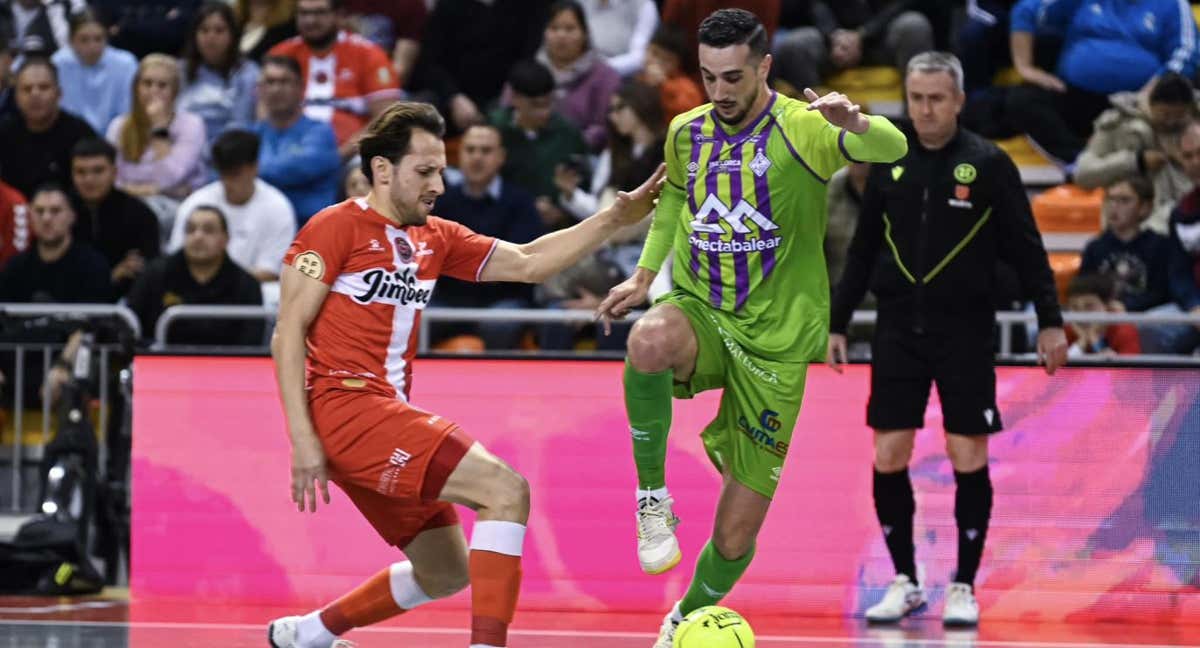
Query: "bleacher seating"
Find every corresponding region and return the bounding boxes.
[1032,184,1103,233]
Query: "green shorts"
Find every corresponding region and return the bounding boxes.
[658,290,809,499]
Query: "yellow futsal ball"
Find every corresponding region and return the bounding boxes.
[673,606,755,648]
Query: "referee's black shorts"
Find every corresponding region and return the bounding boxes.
[867,323,1003,436]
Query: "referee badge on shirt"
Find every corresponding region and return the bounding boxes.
[953,163,977,184]
[956,184,970,200]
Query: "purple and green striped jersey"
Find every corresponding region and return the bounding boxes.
[656,92,907,361]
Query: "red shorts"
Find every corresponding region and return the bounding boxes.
[309,386,474,548]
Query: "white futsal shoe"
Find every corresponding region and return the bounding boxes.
[942,582,980,627]
[267,615,356,648]
[651,602,682,648]
[864,574,926,623]
[637,496,682,574]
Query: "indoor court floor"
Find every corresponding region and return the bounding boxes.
[0,595,1196,648]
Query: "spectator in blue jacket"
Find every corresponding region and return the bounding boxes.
[250,55,339,225]
[51,9,138,135]
[1006,0,1199,166]
[178,2,260,153]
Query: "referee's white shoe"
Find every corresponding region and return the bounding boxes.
[865,574,926,623]
[942,582,980,627]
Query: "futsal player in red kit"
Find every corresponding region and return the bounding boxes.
[267,101,664,648]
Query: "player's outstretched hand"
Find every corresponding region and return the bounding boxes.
[826,333,849,374]
[291,433,330,513]
[1037,327,1069,376]
[803,88,870,134]
[596,273,651,335]
[609,163,667,226]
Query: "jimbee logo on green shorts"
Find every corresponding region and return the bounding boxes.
[953,163,977,184]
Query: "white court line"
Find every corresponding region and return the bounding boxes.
[0,601,124,614]
[0,619,1195,648]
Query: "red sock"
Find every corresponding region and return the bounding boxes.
[319,565,412,635]
[469,521,526,647]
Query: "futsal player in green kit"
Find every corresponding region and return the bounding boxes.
[595,9,908,646]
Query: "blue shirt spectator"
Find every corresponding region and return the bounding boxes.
[1012,0,1199,94]
[178,3,261,150]
[51,10,138,134]
[251,55,339,225]
[179,63,260,148]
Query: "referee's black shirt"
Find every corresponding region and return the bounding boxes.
[830,120,1063,335]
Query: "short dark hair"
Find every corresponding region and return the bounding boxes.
[507,59,555,98]
[261,54,302,80]
[14,56,58,85]
[697,9,768,59]
[358,102,446,184]
[1108,174,1154,204]
[1150,72,1195,106]
[71,137,118,163]
[190,204,229,234]
[1067,273,1116,301]
[211,130,261,174]
[31,181,72,204]
[464,122,503,141]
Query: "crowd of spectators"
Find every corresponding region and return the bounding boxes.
[0,0,1196,355]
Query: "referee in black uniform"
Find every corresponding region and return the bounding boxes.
[827,52,1068,627]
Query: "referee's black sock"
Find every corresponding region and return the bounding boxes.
[953,465,993,587]
[873,467,917,585]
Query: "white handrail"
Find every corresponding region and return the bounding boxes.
[153,304,277,349]
[0,303,142,339]
[144,305,1200,356]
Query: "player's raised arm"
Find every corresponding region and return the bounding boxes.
[478,164,666,284]
[803,87,908,166]
[271,264,333,513]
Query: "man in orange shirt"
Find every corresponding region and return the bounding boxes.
[269,0,401,159]
[0,178,30,269]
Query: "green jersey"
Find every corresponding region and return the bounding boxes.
[642,91,907,362]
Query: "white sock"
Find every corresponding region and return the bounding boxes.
[469,519,527,556]
[389,561,433,609]
[637,486,670,505]
[669,601,684,624]
[295,610,336,647]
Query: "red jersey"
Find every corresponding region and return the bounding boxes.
[0,181,30,269]
[268,31,400,145]
[284,198,497,400]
